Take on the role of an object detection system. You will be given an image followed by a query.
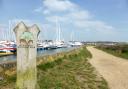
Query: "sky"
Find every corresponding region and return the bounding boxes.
[0,0,128,42]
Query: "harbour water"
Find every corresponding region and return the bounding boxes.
[0,47,75,63]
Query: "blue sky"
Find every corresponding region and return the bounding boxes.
[0,0,128,42]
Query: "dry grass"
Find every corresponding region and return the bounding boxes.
[37,46,108,89]
[0,46,109,89]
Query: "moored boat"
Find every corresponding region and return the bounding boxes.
[68,41,83,47]
[0,41,16,56]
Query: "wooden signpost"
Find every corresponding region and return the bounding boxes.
[13,22,40,89]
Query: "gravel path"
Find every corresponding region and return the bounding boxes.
[87,46,128,89]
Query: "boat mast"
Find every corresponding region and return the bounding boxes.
[55,17,63,42]
[56,17,60,42]
[58,21,61,42]
[9,20,12,41]
[70,31,74,42]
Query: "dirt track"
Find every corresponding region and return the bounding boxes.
[87,46,128,89]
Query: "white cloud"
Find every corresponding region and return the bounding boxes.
[74,20,115,33]
[43,9,51,14]
[67,10,92,20]
[34,7,51,14]
[45,15,69,23]
[43,0,77,12]
[34,7,42,12]
[34,0,77,14]
[34,0,116,35]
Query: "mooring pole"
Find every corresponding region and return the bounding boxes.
[13,22,40,89]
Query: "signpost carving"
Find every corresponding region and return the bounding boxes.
[14,22,40,89]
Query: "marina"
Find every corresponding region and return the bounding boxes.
[0,19,83,59]
[0,43,78,63]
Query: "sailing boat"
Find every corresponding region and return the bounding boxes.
[0,21,16,56]
[51,18,67,49]
[68,31,83,47]
[0,40,16,56]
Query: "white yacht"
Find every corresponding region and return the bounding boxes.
[69,41,83,47]
[51,18,67,49]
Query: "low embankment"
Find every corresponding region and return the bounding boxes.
[0,46,109,89]
[96,44,128,59]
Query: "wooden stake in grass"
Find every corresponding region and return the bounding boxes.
[13,22,40,89]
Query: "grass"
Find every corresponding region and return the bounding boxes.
[96,45,128,59]
[0,46,109,89]
[0,67,16,89]
[37,46,108,89]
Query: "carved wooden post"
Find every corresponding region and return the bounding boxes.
[13,22,40,89]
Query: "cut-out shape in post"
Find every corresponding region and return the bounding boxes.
[13,22,40,89]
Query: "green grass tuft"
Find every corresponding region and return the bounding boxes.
[96,45,128,59]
